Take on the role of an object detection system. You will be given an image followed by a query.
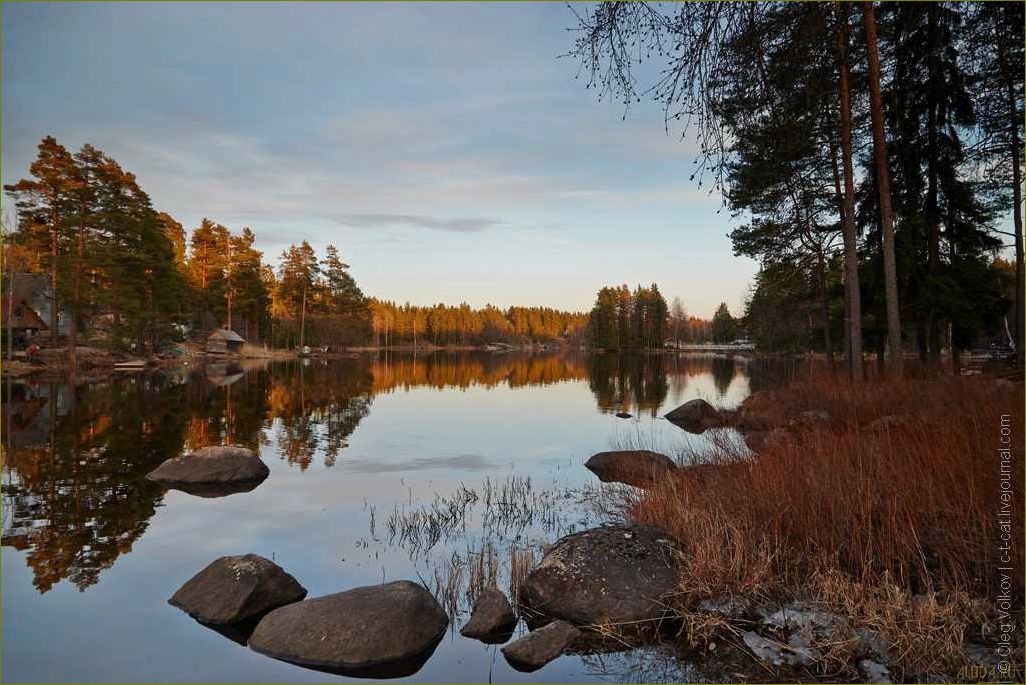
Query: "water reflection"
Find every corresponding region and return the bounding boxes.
[2,352,760,597]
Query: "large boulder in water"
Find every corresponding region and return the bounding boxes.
[248,580,448,678]
[520,524,680,627]
[584,450,677,488]
[146,445,269,496]
[169,554,307,625]
[501,620,581,672]
[460,588,518,642]
[664,398,721,433]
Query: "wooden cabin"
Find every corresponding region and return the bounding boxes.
[205,328,245,354]
[1,295,49,348]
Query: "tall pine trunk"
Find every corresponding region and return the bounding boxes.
[1007,71,1025,368]
[925,4,942,367]
[7,269,15,363]
[816,248,834,367]
[864,1,903,377]
[50,204,58,345]
[299,285,307,350]
[836,2,863,381]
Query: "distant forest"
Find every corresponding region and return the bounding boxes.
[2,137,683,353]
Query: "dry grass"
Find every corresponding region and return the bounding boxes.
[625,373,1023,677]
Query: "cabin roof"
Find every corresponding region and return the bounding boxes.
[7,274,50,303]
[1,296,49,330]
[207,328,245,343]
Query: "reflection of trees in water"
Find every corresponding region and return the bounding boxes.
[1,376,188,594]
[586,353,669,416]
[270,360,374,470]
[710,356,737,398]
[371,352,587,393]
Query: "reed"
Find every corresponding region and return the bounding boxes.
[628,374,1024,677]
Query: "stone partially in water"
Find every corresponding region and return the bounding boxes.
[146,445,269,496]
[169,554,307,625]
[584,450,677,488]
[664,398,721,433]
[248,580,448,677]
[615,411,632,419]
[520,524,679,627]
[460,588,518,642]
[501,620,581,672]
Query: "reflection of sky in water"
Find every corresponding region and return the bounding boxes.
[1,353,767,683]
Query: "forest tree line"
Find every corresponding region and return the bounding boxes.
[367,300,588,347]
[570,1,1023,373]
[1,137,587,358]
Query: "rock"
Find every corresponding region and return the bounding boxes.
[169,554,307,625]
[696,596,752,620]
[790,409,830,428]
[743,631,789,667]
[854,627,891,661]
[615,411,632,419]
[520,524,679,627]
[584,450,677,488]
[786,629,823,666]
[664,398,721,433]
[737,411,772,432]
[460,588,518,642]
[762,428,795,451]
[759,603,846,638]
[248,580,448,677]
[859,658,893,683]
[744,630,820,668]
[501,620,580,672]
[963,643,1000,668]
[146,445,269,496]
[868,415,906,432]
[744,430,769,452]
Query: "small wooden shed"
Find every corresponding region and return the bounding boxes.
[205,328,245,354]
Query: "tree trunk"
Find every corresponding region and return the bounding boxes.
[1008,73,1025,368]
[830,139,852,372]
[7,267,15,364]
[863,1,903,377]
[50,204,58,345]
[299,285,307,350]
[816,248,834,367]
[836,2,863,381]
[925,4,942,366]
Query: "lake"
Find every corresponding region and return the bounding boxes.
[2,351,785,683]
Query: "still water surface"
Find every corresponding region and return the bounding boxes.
[2,352,782,683]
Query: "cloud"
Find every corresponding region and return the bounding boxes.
[334,213,503,233]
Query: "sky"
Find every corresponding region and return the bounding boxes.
[1,2,758,318]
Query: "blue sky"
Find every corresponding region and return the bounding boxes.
[1,2,757,317]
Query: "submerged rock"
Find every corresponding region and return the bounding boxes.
[169,554,307,625]
[460,588,518,642]
[501,620,581,672]
[520,524,679,626]
[584,450,677,488]
[248,580,447,677]
[146,445,269,495]
[664,398,721,433]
